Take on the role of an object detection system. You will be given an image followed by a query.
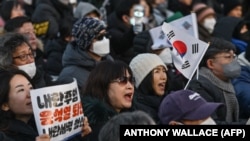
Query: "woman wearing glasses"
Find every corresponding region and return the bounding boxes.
[129,53,169,124]
[57,17,113,92]
[81,60,135,141]
[0,32,54,88]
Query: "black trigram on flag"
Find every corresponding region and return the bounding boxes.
[159,31,165,40]
[192,43,199,54]
[182,60,190,69]
[182,21,191,30]
[166,30,175,41]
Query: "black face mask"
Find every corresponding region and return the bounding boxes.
[238,31,250,43]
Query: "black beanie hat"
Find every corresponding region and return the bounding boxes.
[223,0,241,16]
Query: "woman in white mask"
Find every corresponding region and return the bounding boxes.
[58,17,114,91]
[192,3,216,42]
[90,31,110,58]
[0,32,54,88]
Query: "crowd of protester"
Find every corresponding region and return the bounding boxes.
[0,0,250,140]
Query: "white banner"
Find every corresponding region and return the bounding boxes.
[30,79,83,141]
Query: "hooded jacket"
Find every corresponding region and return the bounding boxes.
[74,2,100,20]
[232,52,250,118]
[57,43,113,90]
[32,0,74,42]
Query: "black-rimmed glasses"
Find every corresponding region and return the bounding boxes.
[95,32,110,41]
[212,54,237,60]
[13,52,36,61]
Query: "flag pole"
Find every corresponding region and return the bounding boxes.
[184,42,210,89]
[191,12,200,80]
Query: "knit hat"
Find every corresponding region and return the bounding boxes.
[74,2,101,19]
[158,89,223,124]
[192,3,215,23]
[129,53,167,88]
[223,0,241,16]
[72,17,105,50]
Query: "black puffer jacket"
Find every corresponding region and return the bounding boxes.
[81,96,118,141]
[107,12,136,64]
[0,119,38,141]
[45,38,68,76]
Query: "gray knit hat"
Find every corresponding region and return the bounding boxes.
[129,53,167,88]
[72,17,105,50]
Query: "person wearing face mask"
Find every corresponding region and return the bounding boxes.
[187,37,249,125]
[57,17,113,91]
[107,0,159,64]
[192,2,216,42]
[158,89,224,125]
[0,32,54,89]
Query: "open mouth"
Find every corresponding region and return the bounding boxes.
[158,82,166,90]
[124,93,133,101]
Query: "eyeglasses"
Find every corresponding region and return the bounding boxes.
[213,54,237,60]
[13,52,36,61]
[95,32,110,41]
[112,76,135,85]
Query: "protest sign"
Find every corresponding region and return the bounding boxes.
[30,79,83,141]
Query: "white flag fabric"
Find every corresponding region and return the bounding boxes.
[161,22,209,79]
[149,12,198,50]
[169,12,198,38]
[149,26,172,50]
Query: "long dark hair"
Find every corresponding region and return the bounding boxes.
[0,68,33,131]
[82,60,133,103]
[138,69,169,96]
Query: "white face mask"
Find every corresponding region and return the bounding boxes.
[202,18,216,34]
[17,62,36,79]
[69,0,76,4]
[91,37,110,57]
[158,48,173,65]
[200,117,217,125]
[23,0,32,5]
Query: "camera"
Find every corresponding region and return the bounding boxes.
[130,4,145,34]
